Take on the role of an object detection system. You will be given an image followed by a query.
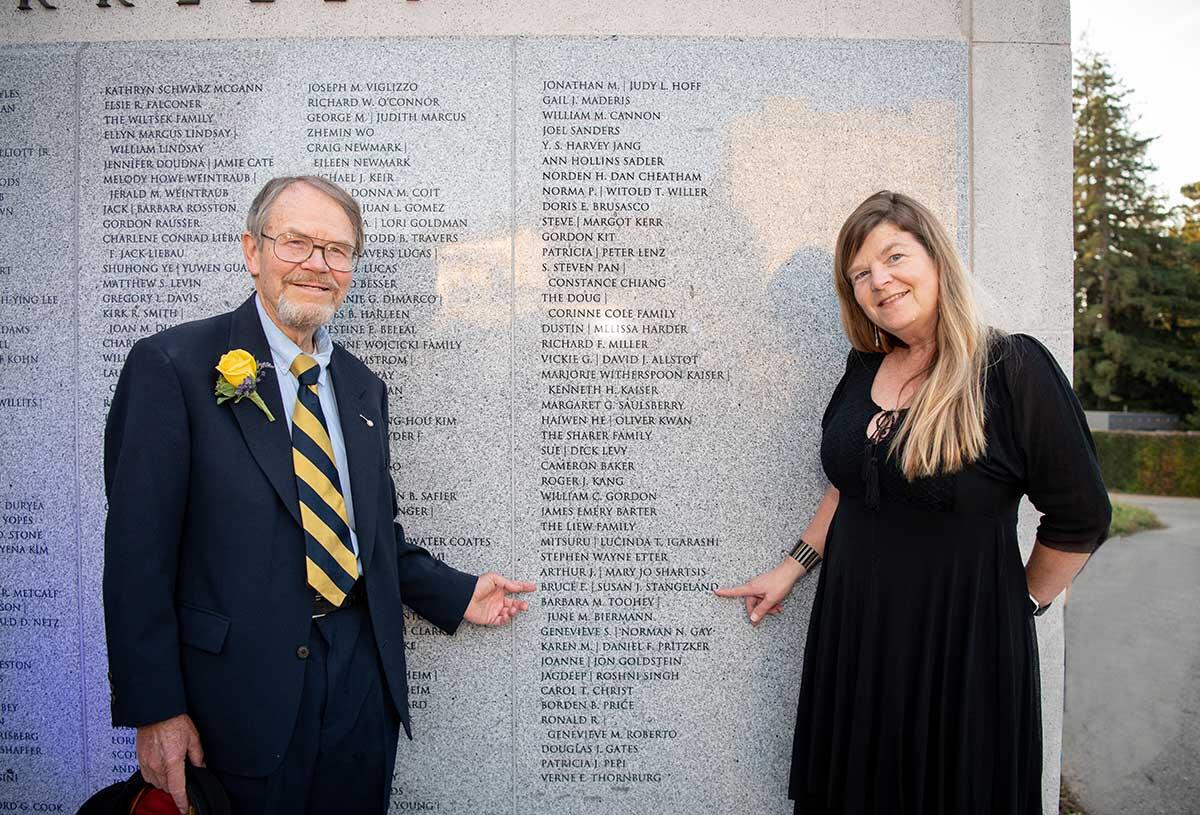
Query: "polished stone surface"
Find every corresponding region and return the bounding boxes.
[0,45,84,809]
[0,22,1072,813]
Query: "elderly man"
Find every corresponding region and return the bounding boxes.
[102,175,533,814]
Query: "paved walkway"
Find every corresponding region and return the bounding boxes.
[1062,494,1200,815]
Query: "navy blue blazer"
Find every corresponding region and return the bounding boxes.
[102,294,476,776]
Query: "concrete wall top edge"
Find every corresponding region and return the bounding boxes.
[3,0,974,44]
[971,0,1071,46]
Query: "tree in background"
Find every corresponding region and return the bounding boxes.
[1173,183,1200,424]
[1073,53,1200,426]
[1177,182,1200,244]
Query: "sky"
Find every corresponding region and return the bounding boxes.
[1071,0,1200,207]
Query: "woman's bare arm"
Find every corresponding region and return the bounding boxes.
[714,485,840,625]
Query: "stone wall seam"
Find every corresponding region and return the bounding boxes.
[72,39,89,802]
[967,34,976,286]
[509,33,518,815]
[971,39,1067,46]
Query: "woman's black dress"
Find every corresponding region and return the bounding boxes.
[789,334,1110,815]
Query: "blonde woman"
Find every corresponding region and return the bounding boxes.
[716,191,1111,814]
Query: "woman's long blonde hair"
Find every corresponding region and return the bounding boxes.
[832,191,991,479]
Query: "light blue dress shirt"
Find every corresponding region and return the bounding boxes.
[255,294,361,571]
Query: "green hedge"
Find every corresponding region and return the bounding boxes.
[1092,431,1200,497]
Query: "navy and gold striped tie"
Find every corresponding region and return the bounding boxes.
[290,353,358,606]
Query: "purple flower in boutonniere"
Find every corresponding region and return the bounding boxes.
[214,349,276,422]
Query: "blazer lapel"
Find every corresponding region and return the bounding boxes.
[227,294,302,529]
[330,346,381,572]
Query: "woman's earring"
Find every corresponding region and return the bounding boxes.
[873,324,881,348]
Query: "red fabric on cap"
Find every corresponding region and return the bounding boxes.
[130,786,187,815]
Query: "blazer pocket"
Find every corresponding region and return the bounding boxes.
[177,603,231,654]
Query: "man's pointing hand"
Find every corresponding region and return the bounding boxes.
[464,573,536,627]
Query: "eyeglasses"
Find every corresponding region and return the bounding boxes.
[261,231,358,273]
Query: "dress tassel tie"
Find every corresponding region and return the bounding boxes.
[862,443,881,510]
[862,409,899,511]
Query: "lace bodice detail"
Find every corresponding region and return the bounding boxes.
[821,354,956,513]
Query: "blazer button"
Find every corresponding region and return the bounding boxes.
[296,646,310,659]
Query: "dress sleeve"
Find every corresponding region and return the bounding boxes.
[1004,334,1111,552]
[822,349,858,431]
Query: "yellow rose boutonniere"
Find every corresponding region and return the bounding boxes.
[214,349,275,422]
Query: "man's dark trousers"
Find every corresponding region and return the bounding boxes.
[212,601,400,814]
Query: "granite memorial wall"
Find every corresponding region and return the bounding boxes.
[0,25,1060,813]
